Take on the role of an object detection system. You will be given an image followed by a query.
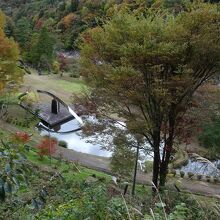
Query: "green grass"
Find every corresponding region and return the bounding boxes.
[26,149,111,182]
[55,78,87,93]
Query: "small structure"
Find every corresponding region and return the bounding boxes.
[19,90,83,131]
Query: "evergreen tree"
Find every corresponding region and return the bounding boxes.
[70,0,79,12]
[28,27,55,70]
[15,17,31,49]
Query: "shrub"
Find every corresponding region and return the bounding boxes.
[188,172,194,179]
[144,161,153,173]
[37,137,57,159]
[13,131,30,143]
[0,137,31,202]
[197,174,202,180]
[171,169,177,177]
[98,177,106,182]
[206,175,211,182]
[180,171,185,178]
[69,72,79,78]
[198,117,220,153]
[214,177,218,183]
[58,140,68,148]
[52,61,60,74]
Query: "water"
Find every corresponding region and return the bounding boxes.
[178,157,220,177]
[38,117,153,161]
[39,119,112,157]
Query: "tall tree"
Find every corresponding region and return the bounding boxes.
[27,27,55,70]
[70,0,79,12]
[0,10,23,93]
[79,2,220,190]
[15,17,32,49]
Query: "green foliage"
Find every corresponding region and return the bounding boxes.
[198,117,220,153]
[0,139,30,202]
[52,60,60,74]
[110,134,136,178]
[168,203,189,220]
[180,171,185,178]
[79,1,220,188]
[15,17,32,49]
[69,0,79,12]
[188,172,194,179]
[27,27,55,69]
[144,161,153,173]
[36,182,133,219]
[58,140,68,148]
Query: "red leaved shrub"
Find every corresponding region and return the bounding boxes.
[13,132,30,143]
[37,137,57,159]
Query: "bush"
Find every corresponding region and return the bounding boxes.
[197,174,202,180]
[188,172,194,179]
[180,171,185,178]
[206,175,211,182]
[214,177,218,183]
[69,72,79,78]
[198,117,220,153]
[144,161,153,173]
[171,148,188,169]
[171,169,177,177]
[58,140,68,148]
[37,137,57,159]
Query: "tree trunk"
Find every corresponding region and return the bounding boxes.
[160,112,175,187]
[152,131,161,193]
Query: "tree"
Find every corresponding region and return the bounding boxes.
[198,117,220,153]
[62,13,76,29]
[70,0,79,12]
[27,27,55,70]
[79,2,220,191]
[111,134,136,178]
[37,137,57,159]
[0,10,23,93]
[0,132,31,202]
[15,17,32,49]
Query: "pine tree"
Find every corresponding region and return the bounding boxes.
[15,17,32,49]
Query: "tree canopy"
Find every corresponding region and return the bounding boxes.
[79,1,220,188]
[0,10,23,93]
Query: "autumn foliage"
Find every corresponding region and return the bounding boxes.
[62,13,75,29]
[0,10,22,93]
[13,132,30,144]
[37,137,57,159]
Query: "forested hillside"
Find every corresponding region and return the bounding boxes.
[1,0,119,50]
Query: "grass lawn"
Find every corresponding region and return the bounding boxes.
[26,149,111,182]
[56,78,88,93]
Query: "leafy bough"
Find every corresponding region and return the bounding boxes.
[0,139,30,202]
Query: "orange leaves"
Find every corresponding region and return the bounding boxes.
[0,10,21,93]
[37,137,57,158]
[62,13,76,29]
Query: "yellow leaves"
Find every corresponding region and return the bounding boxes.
[0,11,22,93]
[0,10,5,30]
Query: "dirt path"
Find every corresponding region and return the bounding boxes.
[55,146,220,198]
